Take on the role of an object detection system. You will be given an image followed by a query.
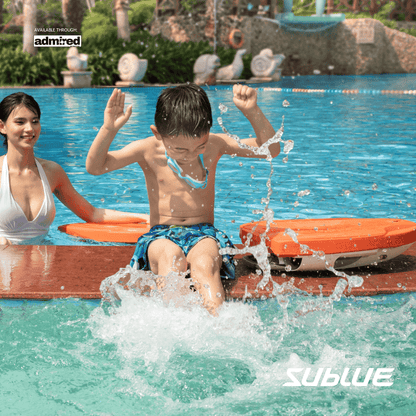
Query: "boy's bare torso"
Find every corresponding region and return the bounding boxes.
[135,134,223,227]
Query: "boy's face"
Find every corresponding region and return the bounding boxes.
[162,133,209,164]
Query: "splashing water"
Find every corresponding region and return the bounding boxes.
[216,105,365,316]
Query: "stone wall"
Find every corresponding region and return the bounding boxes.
[150,16,416,76]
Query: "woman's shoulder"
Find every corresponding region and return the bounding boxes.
[36,158,67,188]
[37,157,64,173]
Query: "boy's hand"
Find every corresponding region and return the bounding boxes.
[103,89,133,132]
[233,84,258,115]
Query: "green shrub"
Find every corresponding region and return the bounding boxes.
[129,0,156,26]
[81,0,117,43]
[36,0,67,29]
[0,33,23,49]
[0,45,66,86]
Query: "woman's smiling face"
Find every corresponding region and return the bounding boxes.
[0,105,41,150]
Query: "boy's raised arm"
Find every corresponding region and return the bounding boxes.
[232,84,280,157]
[86,89,133,175]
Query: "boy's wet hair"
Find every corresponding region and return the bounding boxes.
[0,92,41,149]
[155,83,212,138]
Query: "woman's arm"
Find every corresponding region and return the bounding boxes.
[50,162,149,223]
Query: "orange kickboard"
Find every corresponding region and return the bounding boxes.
[240,218,416,256]
[58,222,151,243]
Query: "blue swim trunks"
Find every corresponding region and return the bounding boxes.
[130,223,235,280]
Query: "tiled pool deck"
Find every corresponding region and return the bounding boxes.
[1,243,415,301]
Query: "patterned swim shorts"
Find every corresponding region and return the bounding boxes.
[130,223,235,280]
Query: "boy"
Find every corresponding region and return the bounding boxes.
[86,83,280,314]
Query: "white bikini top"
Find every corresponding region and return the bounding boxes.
[0,156,56,244]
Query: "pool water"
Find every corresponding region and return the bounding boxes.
[1,293,416,415]
[0,74,414,245]
[1,74,416,414]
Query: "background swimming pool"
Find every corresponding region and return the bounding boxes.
[0,74,415,246]
[1,75,416,415]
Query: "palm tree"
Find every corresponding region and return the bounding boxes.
[23,0,37,55]
[114,0,130,41]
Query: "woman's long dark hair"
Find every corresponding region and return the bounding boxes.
[0,92,41,149]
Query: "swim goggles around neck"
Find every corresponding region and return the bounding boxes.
[165,151,209,189]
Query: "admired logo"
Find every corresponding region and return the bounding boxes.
[34,35,81,47]
[283,368,394,387]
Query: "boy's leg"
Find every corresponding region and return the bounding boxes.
[147,239,191,304]
[186,238,224,314]
[147,239,187,275]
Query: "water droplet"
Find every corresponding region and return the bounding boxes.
[61,286,65,290]
[239,162,243,167]
[282,100,290,108]
[344,190,350,196]
[283,140,294,154]
[313,69,321,75]
[101,198,105,202]
[282,157,288,163]
[216,292,222,298]
[93,126,98,131]
[297,189,310,197]
[294,201,299,207]
[285,265,292,272]
[282,273,287,278]
[219,103,228,114]
[372,183,378,190]
[397,283,402,287]
[231,220,235,223]
[407,203,411,207]
[251,174,255,179]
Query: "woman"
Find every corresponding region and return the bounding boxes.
[0,92,148,245]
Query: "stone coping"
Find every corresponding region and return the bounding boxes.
[0,243,415,301]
